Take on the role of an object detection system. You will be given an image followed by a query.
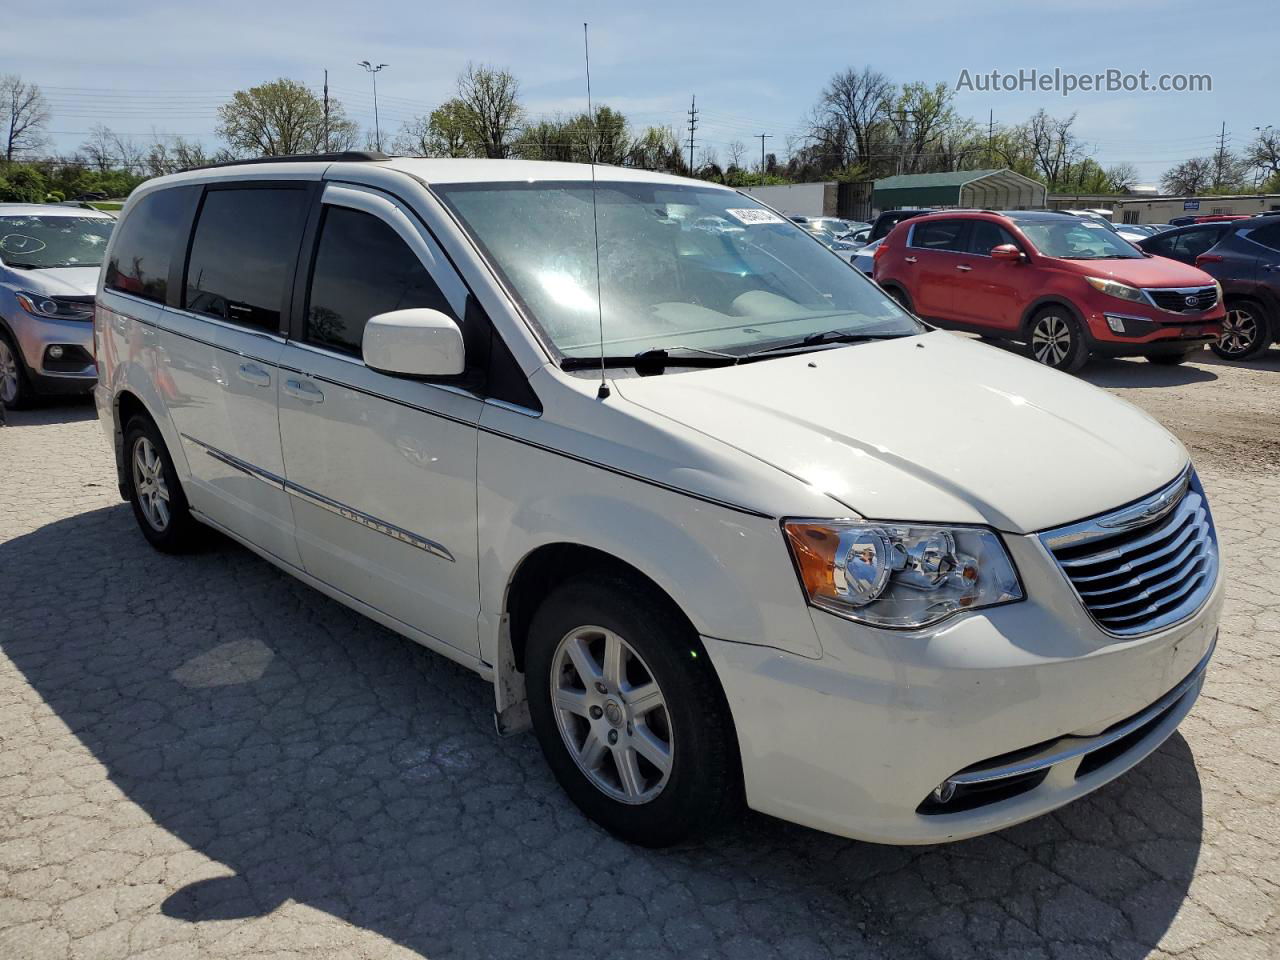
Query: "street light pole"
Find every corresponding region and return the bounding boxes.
[357,60,388,151]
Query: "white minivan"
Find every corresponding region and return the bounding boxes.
[94,154,1221,847]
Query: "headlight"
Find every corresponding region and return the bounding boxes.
[1084,276,1145,303]
[14,291,93,321]
[783,520,1022,628]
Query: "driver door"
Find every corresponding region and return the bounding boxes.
[277,183,483,656]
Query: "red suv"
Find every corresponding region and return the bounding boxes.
[873,210,1225,371]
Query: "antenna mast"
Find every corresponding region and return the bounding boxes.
[584,23,609,400]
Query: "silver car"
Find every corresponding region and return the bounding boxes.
[0,204,114,407]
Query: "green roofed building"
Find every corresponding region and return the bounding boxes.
[873,169,1047,212]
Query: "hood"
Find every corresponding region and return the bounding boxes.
[613,332,1186,533]
[1061,255,1214,288]
[5,266,100,297]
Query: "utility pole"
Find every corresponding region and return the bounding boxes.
[358,60,389,152]
[1214,121,1229,188]
[323,69,331,152]
[756,133,772,174]
[686,95,698,173]
[988,109,995,166]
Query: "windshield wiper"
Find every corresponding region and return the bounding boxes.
[742,329,895,359]
[561,346,739,373]
[3,261,40,270]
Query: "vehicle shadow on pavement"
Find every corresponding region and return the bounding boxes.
[0,395,97,428]
[1079,356,1218,388]
[0,504,1206,960]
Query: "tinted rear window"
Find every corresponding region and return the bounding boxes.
[909,220,966,251]
[1244,222,1280,252]
[184,187,309,332]
[105,187,198,304]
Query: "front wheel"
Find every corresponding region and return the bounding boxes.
[1211,300,1272,361]
[1027,308,1089,372]
[526,574,740,846]
[0,332,31,410]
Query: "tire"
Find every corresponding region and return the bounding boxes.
[1026,307,1089,373]
[123,415,201,552]
[525,573,740,847]
[1148,347,1199,366]
[0,330,32,410]
[885,286,913,312]
[1211,299,1272,361]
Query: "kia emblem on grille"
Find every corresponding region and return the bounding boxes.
[1185,295,1199,307]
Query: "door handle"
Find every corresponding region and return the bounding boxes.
[956,264,973,271]
[237,363,271,387]
[284,378,324,403]
[904,256,918,263]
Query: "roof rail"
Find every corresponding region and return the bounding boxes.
[189,151,391,172]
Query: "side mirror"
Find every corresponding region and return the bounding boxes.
[362,308,465,378]
[990,243,1024,263]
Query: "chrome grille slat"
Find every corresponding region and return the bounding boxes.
[1058,507,1198,569]
[1077,535,1204,598]
[1040,469,1218,637]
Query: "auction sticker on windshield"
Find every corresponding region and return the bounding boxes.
[725,208,786,225]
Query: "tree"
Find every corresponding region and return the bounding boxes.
[145,135,218,176]
[809,66,894,174]
[1105,162,1140,193]
[0,165,47,202]
[1161,156,1215,195]
[1246,126,1280,183]
[1,74,50,164]
[394,100,473,157]
[454,64,523,159]
[726,140,746,171]
[624,126,685,173]
[886,82,958,175]
[216,78,358,157]
[1021,109,1090,190]
[79,124,146,173]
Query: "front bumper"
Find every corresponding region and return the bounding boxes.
[4,310,96,392]
[1076,290,1223,355]
[705,531,1222,845]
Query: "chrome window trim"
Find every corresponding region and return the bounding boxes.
[180,434,455,562]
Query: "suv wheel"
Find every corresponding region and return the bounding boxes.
[1211,300,1272,361]
[1027,308,1088,372]
[0,332,31,409]
[526,573,740,846]
[124,416,201,552]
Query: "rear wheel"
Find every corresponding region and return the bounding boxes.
[1027,308,1089,373]
[1211,300,1272,361]
[885,286,913,312]
[124,416,201,552]
[0,332,31,410]
[526,573,740,846]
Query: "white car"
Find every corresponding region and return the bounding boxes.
[94,156,1221,846]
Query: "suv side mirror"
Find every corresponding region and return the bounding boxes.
[362,308,465,378]
[990,244,1024,263]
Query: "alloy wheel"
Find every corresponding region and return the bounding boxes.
[132,437,171,531]
[0,339,18,405]
[1031,314,1072,366]
[550,625,674,805]
[1218,307,1260,357]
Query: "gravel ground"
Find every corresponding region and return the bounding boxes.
[1,344,1278,960]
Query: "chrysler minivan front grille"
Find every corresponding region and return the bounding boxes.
[1040,469,1218,637]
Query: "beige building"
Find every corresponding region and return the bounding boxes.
[1113,194,1280,224]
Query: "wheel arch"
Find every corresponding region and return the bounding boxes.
[1019,296,1086,337]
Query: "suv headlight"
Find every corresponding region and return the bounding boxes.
[14,291,93,321]
[783,520,1022,628]
[1084,276,1145,303]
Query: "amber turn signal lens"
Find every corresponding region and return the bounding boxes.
[783,522,839,600]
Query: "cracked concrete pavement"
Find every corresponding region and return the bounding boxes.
[1,346,1278,959]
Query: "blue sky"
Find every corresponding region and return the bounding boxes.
[9,0,1277,185]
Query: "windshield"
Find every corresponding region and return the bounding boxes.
[1014,218,1145,260]
[0,215,114,268]
[435,181,920,358]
